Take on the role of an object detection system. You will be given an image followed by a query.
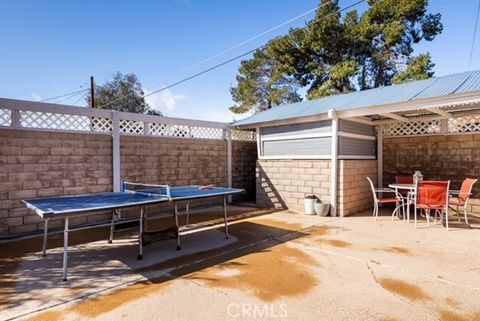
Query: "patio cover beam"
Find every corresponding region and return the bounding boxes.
[335,93,480,120]
[379,113,410,122]
[424,107,452,118]
[342,116,375,126]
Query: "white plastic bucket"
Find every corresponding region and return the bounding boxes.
[304,198,316,215]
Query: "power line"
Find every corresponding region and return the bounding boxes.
[72,92,88,105]
[468,0,480,70]
[145,2,330,90]
[98,0,365,110]
[52,90,87,104]
[40,88,88,102]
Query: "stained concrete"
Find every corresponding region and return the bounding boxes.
[1,206,479,321]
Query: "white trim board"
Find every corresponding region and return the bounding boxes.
[338,131,376,141]
[261,132,332,141]
[259,155,331,160]
[338,155,376,160]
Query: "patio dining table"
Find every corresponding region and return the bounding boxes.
[388,183,462,224]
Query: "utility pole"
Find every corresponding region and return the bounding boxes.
[90,76,95,108]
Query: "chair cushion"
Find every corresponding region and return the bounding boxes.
[416,204,445,210]
[378,198,400,204]
[448,201,464,206]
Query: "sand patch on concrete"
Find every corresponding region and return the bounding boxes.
[438,309,480,321]
[186,244,318,301]
[445,297,462,309]
[25,277,172,321]
[319,239,352,248]
[378,278,431,301]
[379,247,411,255]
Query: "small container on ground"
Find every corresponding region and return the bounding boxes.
[304,195,317,215]
[314,200,330,216]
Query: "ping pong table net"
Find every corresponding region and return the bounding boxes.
[122,181,172,200]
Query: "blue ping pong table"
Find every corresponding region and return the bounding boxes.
[23,183,244,281]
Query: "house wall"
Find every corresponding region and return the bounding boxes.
[256,159,331,212]
[256,158,376,216]
[383,133,480,216]
[337,160,377,217]
[255,119,377,216]
[0,129,257,237]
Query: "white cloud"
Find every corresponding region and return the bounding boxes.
[144,88,186,112]
[31,92,42,101]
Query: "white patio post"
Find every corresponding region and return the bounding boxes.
[226,127,232,203]
[256,127,261,156]
[329,109,338,217]
[377,125,383,188]
[112,111,121,192]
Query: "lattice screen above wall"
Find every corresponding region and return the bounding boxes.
[448,115,480,133]
[383,115,480,136]
[0,109,10,127]
[0,102,256,141]
[383,120,442,136]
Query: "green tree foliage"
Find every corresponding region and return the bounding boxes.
[229,0,442,114]
[87,72,162,115]
[392,53,434,84]
[230,43,301,114]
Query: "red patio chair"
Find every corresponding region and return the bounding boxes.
[367,177,404,220]
[414,180,450,230]
[395,175,414,219]
[449,178,478,227]
[396,175,414,184]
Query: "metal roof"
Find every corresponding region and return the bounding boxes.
[233,70,480,127]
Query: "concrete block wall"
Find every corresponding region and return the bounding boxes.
[232,141,257,202]
[121,136,227,187]
[383,133,480,217]
[256,159,331,212]
[337,160,377,217]
[0,129,257,237]
[0,129,113,236]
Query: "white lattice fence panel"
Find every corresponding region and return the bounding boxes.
[20,111,91,131]
[448,115,480,133]
[91,117,112,133]
[149,123,192,138]
[0,109,11,127]
[119,119,144,135]
[149,123,168,136]
[190,126,224,139]
[383,120,442,136]
[232,129,256,141]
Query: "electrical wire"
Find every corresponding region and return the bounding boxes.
[72,92,88,105]
[97,0,365,110]
[468,0,480,70]
[52,90,87,104]
[40,88,88,102]
[144,2,331,90]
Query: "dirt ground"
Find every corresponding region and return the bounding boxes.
[1,205,479,321]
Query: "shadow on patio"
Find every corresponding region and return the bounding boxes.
[0,206,310,320]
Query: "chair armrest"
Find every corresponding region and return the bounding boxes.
[374,188,403,200]
[374,188,396,193]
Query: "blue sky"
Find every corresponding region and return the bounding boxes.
[1,0,479,122]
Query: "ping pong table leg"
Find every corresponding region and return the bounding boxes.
[185,201,190,227]
[108,210,115,244]
[138,206,144,260]
[62,217,69,282]
[174,203,181,250]
[42,218,49,257]
[223,196,229,239]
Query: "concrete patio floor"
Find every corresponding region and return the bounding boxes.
[1,205,479,321]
